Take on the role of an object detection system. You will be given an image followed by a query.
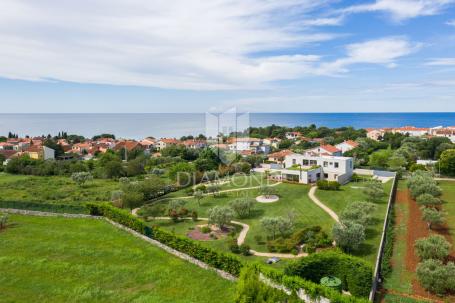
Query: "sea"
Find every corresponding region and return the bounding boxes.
[0,113,454,139]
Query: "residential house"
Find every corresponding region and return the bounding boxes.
[263,137,281,148]
[304,144,342,157]
[268,153,354,184]
[267,149,293,164]
[182,139,207,149]
[335,140,359,154]
[285,132,301,140]
[228,137,271,154]
[392,126,429,137]
[157,138,181,150]
[24,146,55,160]
[365,128,384,141]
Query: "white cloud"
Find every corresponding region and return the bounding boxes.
[317,37,419,75]
[447,19,455,26]
[342,0,454,21]
[425,58,455,66]
[0,0,344,90]
[300,17,344,26]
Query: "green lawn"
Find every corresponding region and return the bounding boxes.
[439,180,455,237]
[0,214,235,303]
[315,179,393,265]
[0,173,119,204]
[147,182,335,252]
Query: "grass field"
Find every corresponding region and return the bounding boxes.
[440,180,455,236]
[0,173,119,204]
[147,182,334,252]
[0,214,235,303]
[383,181,413,295]
[315,179,393,265]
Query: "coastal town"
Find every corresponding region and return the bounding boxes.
[2,125,454,165]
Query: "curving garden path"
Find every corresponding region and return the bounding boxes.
[131,211,307,258]
[132,182,341,259]
[307,186,340,223]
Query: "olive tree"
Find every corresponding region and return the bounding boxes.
[332,220,365,252]
[421,207,446,229]
[208,206,234,229]
[362,182,384,202]
[340,201,377,226]
[416,259,455,295]
[229,197,255,219]
[260,185,277,198]
[260,216,294,239]
[71,172,93,187]
[416,193,443,208]
[193,190,204,206]
[415,235,451,261]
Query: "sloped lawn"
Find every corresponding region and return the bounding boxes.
[0,215,235,303]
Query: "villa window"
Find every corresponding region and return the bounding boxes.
[323,161,328,167]
[324,173,328,179]
[334,162,339,168]
[302,159,309,166]
[292,159,296,165]
[310,160,317,165]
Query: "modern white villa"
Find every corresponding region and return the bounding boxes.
[262,152,354,184]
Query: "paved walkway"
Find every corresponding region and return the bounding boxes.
[307,186,340,223]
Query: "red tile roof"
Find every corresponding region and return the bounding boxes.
[320,144,341,153]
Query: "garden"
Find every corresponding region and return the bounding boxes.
[0,214,235,303]
[381,172,455,302]
[315,179,394,265]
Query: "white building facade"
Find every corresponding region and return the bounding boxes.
[268,153,354,184]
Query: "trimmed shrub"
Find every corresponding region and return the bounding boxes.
[414,235,451,261]
[284,250,373,297]
[316,180,340,191]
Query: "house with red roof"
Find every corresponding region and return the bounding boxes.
[304,144,342,157]
[157,138,181,150]
[335,140,359,154]
[267,149,293,164]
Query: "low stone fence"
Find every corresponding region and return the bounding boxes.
[0,208,98,219]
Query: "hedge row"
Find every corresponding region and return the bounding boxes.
[0,200,88,214]
[85,203,243,276]
[380,208,395,279]
[258,265,370,303]
[284,250,373,298]
[316,180,341,191]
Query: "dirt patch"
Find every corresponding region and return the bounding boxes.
[187,225,234,241]
[401,188,455,301]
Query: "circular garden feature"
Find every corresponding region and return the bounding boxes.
[320,276,342,292]
[255,195,279,203]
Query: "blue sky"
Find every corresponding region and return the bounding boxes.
[0,0,454,113]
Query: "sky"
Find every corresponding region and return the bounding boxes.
[0,0,454,113]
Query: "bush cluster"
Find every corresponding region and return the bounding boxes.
[316,180,340,190]
[284,250,373,298]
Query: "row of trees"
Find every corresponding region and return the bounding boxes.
[407,171,445,229]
